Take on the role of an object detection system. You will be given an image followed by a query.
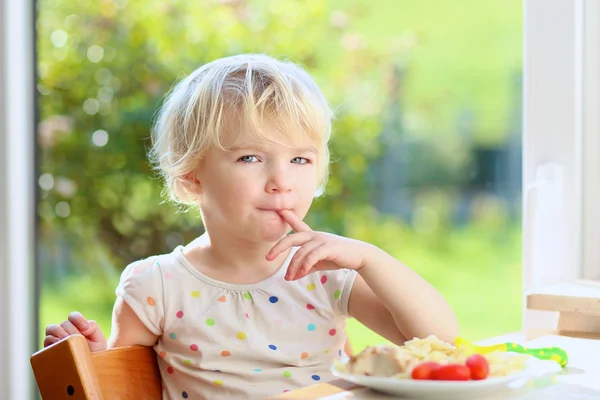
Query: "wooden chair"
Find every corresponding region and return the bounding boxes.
[31,335,354,399]
[30,334,161,399]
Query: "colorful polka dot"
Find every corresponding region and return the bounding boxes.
[269,296,279,303]
[182,392,188,399]
[147,296,156,306]
[269,344,278,350]
[321,276,328,284]
[176,311,184,318]
[167,366,174,374]
[339,349,343,357]
[169,333,177,340]
[221,350,231,357]
[214,369,222,373]
[253,368,263,372]
[312,375,321,381]
[283,371,292,378]
[219,296,227,302]
[306,303,315,310]
[206,318,215,326]
[164,272,173,280]
[159,351,166,358]
[329,329,337,336]
[184,359,191,365]
[190,344,198,351]
[324,349,330,354]
[213,380,223,386]
[190,291,200,298]
[301,352,309,359]
[283,390,291,393]
[307,283,316,290]
[243,292,252,300]
[237,332,247,340]
[550,354,562,363]
[307,324,316,331]
[334,290,341,300]
[245,313,249,318]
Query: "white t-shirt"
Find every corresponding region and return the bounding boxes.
[116,245,357,399]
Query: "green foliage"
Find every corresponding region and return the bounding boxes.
[37,0,394,266]
[37,0,522,349]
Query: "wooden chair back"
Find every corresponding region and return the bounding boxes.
[31,334,354,399]
[30,334,161,399]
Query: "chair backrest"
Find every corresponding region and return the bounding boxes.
[30,334,161,400]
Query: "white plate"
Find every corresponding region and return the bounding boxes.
[331,356,561,399]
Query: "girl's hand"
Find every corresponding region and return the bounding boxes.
[44,311,107,352]
[266,209,374,281]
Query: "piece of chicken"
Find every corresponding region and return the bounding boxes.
[346,345,418,377]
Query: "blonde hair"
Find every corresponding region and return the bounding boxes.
[150,54,333,205]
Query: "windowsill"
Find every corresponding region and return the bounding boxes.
[526,279,600,335]
[526,279,600,315]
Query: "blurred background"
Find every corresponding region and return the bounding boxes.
[37,0,522,352]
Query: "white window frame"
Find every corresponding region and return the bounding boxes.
[581,0,600,281]
[523,0,600,332]
[1,0,36,399]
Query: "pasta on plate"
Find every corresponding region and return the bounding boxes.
[343,335,529,379]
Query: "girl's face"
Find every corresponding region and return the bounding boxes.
[194,128,320,244]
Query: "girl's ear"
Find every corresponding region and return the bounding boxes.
[183,172,202,195]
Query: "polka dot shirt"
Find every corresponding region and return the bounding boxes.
[116,246,357,399]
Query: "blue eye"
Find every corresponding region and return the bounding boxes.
[239,155,259,163]
[291,157,309,164]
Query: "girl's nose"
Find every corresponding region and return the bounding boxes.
[265,165,293,193]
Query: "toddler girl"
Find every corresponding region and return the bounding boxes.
[44,54,459,399]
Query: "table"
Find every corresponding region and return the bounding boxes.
[271,331,600,399]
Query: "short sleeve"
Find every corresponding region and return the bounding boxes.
[324,269,357,318]
[115,257,164,335]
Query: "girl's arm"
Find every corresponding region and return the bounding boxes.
[108,297,159,348]
[348,247,460,345]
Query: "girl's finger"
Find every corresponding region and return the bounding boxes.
[60,320,81,336]
[43,335,61,348]
[68,312,104,342]
[68,311,90,332]
[285,240,324,281]
[266,232,314,260]
[293,244,327,280]
[45,324,69,339]
[83,320,106,344]
[278,209,313,233]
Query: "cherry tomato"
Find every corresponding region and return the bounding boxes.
[466,354,489,380]
[431,364,470,381]
[411,361,441,380]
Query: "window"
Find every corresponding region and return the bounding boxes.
[523,0,600,333]
[5,2,599,399]
[34,0,524,354]
[581,0,600,282]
